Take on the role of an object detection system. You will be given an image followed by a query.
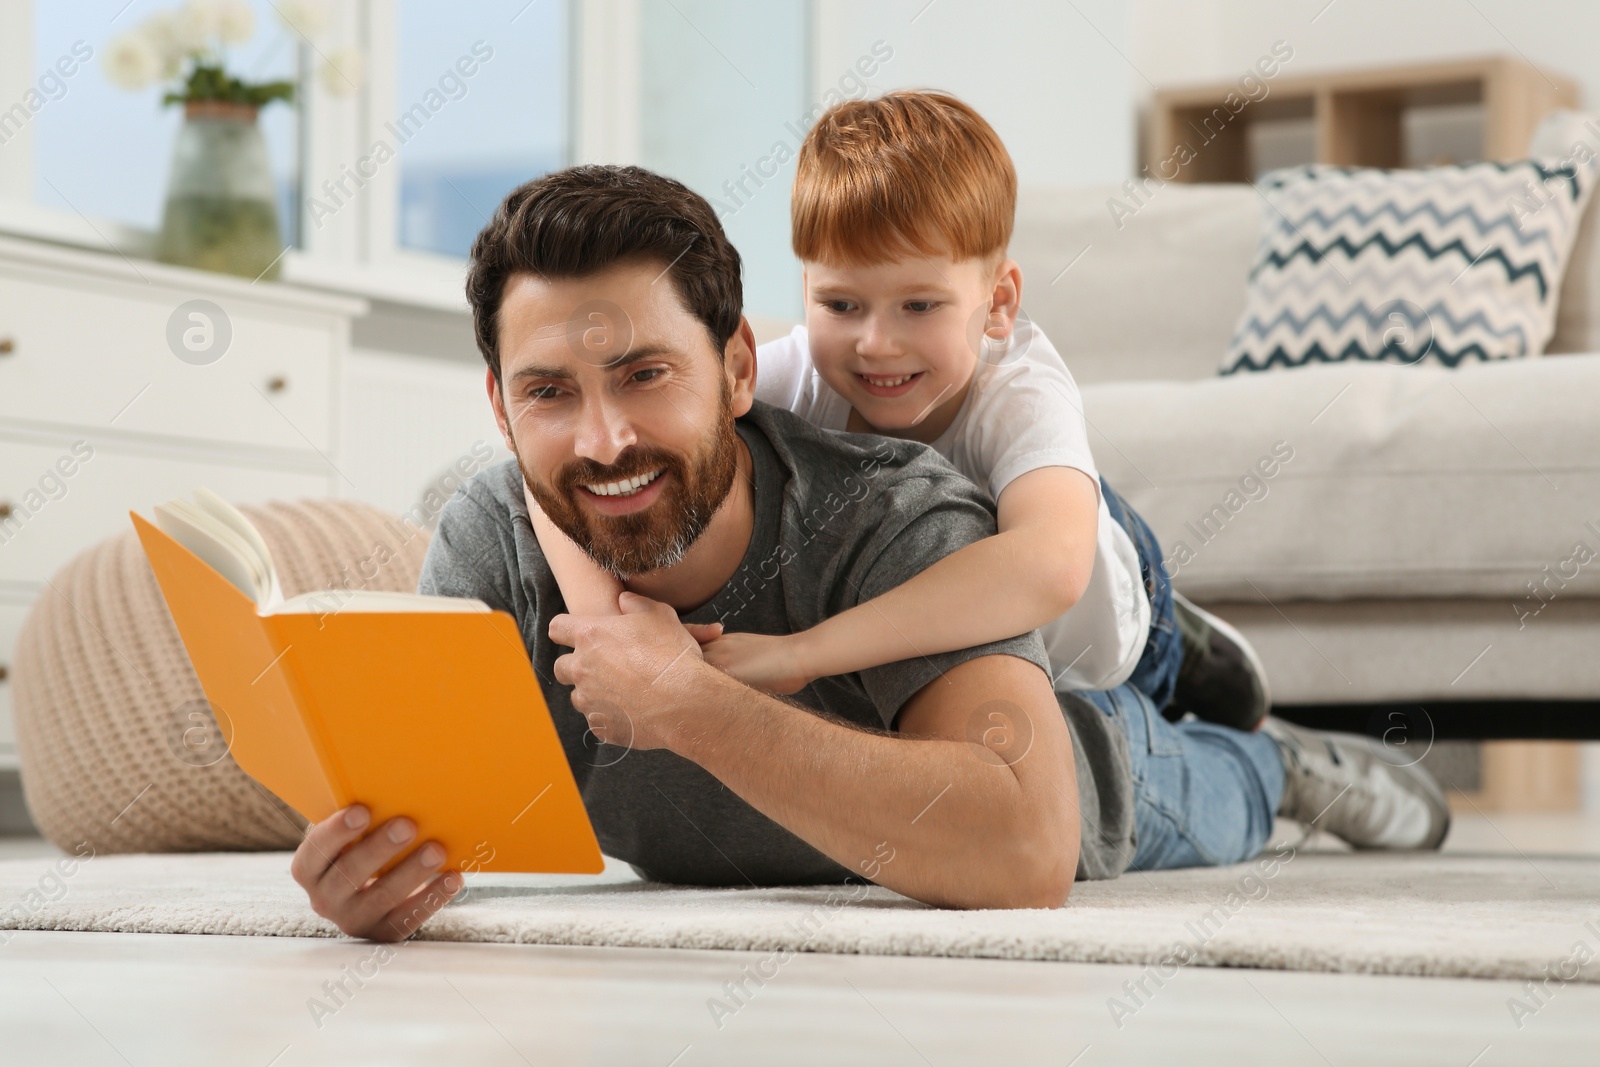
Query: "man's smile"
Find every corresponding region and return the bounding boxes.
[575,467,671,516]
[580,466,666,498]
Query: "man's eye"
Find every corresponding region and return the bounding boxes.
[526,385,564,401]
[631,367,662,384]
[906,300,940,313]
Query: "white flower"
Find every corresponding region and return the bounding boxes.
[103,30,163,90]
[139,11,190,78]
[320,47,366,96]
[212,0,257,45]
[275,0,331,40]
[167,3,217,55]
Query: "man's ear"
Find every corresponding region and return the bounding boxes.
[724,316,759,417]
[486,365,514,449]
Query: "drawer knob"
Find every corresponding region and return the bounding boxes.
[0,665,7,682]
[267,376,288,393]
[0,501,11,519]
[0,337,13,355]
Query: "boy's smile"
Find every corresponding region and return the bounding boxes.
[854,370,926,397]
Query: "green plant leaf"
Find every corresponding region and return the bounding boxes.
[161,62,297,109]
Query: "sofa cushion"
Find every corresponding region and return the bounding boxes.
[1221,161,1600,375]
[1531,110,1600,355]
[1082,353,1600,603]
[1196,598,1600,704]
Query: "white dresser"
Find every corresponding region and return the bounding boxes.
[0,235,368,770]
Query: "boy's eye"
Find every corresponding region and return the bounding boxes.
[905,300,940,313]
[821,299,855,314]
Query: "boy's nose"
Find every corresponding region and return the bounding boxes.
[857,314,900,356]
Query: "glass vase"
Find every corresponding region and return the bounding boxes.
[157,101,284,281]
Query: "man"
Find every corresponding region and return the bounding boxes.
[290,166,1450,941]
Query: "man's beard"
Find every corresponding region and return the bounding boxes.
[522,383,741,580]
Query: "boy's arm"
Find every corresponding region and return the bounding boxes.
[522,477,626,617]
[715,466,1098,687]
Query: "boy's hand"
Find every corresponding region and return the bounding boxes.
[681,621,725,645]
[290,804,461,942]
[697,631,814,695]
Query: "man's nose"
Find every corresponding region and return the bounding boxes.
[572,390,638,467]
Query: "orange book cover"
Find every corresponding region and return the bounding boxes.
[130,508,604,876]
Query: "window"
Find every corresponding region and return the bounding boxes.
[30,0,301,243]
[2,0,576,301]
[394,0,568,259]
[636,0,809,319]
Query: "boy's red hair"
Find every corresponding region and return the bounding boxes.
[792,90,1016,266]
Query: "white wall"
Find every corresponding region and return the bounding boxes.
[1133,0,1595,109]
[813,0,1136,189]
[339,347,510,523]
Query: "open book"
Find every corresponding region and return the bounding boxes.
[132,489,603,875]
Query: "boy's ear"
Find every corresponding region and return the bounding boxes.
[987,257,1024,337]
[724,316,759,416]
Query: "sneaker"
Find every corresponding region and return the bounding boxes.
[1169,592,1271,731]
[1261,717,1451,850]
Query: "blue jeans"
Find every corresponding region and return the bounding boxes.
[1099,476,1180,713]
[1087,478,1285,870]
[1078,686,1284,869]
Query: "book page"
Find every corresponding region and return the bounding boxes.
[192,487,283,608]
[153,499,268,604]
[271,589,491,615]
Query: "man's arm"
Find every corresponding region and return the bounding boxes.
[685,653,1079,909]
[550,595,1079,910]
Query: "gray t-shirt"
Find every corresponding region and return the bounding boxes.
[416,400,1135,886]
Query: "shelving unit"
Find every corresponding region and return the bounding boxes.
[1146,55,1580,182]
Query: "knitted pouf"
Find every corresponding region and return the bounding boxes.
[10,498,433,855]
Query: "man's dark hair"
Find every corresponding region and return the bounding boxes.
[466,164,744,385]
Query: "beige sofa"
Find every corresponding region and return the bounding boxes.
[1003,132,1600,739]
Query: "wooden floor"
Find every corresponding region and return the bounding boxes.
[1,816,1597,1066]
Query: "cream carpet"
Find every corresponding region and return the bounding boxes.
[2,847,1596,984]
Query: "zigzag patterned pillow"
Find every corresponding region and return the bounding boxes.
[1221,160,1600,374]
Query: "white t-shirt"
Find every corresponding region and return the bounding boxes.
[755,319,1150,691]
